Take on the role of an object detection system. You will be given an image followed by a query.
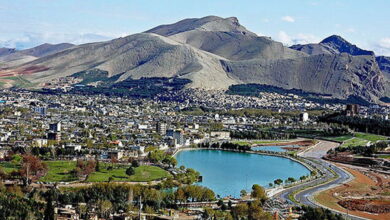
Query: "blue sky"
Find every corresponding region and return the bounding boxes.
[1,0,389,55]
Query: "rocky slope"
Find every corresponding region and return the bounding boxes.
[147,16,306,61]
[290,35,374,56]
[20,33,236,89]
[0,43,74,68]
[2,16,388,103]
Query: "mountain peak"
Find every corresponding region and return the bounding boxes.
[146,15,256,37]
[320,35,374,56]
[320,35,348,44]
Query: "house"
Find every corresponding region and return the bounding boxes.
[33,138,48,147]
[55,206,79,220]
[107,150,124,160]
[210,131,230,140]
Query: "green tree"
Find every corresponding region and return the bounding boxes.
[251,184,267,202]
[44,191,55,220]
[126,166,135,176]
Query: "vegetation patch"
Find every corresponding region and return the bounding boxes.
[87,165,171,182]
[40,161,78,182]
[0,161,20,173]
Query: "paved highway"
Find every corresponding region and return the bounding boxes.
[275,141,368,220]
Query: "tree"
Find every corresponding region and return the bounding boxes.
[126,166,135,176]
[240,189,247,198]
[110,156,118,167]
[0,167,7,180]
[95,156,100,172]
[44,191,55,220]
[274,179,283,185]
[248,200,272,220]
[232,203,249,219]
[131,160,139,168]
[19,154,48,184]
[97,199,112,218]
[251,184,267,202]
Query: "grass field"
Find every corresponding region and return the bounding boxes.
[2,160,170,183]
[87,165,171,182]
[341,138,370,148]
[339,133,389,148]
[378,155,390,159]
[40,161,78,182]
[321,135,353,142]
[354,133,388,142]
[0,162,19,173]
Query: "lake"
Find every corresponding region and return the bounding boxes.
[175,149,310,198]
[252,145,298,152]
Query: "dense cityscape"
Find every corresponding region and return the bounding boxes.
[0,87,389,219]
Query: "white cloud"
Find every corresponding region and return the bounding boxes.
[294,33,321,44]
[277,31,293,45]
[281,16,295,23]
[0,31,130,49]
[276,31,320,46]
[365,38,390,56]
[379,38,390,49]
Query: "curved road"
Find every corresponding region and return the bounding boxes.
[275,141,368,220]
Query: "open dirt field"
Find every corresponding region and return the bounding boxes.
[315,164,390,220]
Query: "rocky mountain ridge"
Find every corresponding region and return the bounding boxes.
[0,16,388,103]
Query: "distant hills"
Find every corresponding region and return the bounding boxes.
[290,35,375,56]
[0,43,74,68]
[0,16,389,103]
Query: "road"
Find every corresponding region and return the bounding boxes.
[275,140,368,220]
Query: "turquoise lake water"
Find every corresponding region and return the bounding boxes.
[251,145,299,152]
[175,149,310,198]
[252,145,287,152]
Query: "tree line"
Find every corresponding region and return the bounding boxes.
[198,142,251,152]
[319,113,390,136]
[231,130,296,140]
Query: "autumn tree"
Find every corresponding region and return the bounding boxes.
[19,154,48,184]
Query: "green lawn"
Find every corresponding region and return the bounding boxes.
[340,138,370,148]
[321,135,354,142]
[0,162,19,173]
[87,165,171,182]
[40,161,78,182]
[1,160,170,183]
[339,133,389,148]
[354,133,388,142]
[378,155,390,159]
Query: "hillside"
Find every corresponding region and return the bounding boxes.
[0,43,74,68]
[0,16,387,103]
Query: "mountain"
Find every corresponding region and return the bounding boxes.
[0,48,16,57]
[0,16,387,103]
[13,33,235,89]
[290,35,375,56]
[17,43,74,57]
[221,53,384,102]
[376,56,390,79]
[147,16,306,61]
[0,43,74,68]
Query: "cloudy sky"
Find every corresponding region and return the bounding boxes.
[1,0,389,55]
